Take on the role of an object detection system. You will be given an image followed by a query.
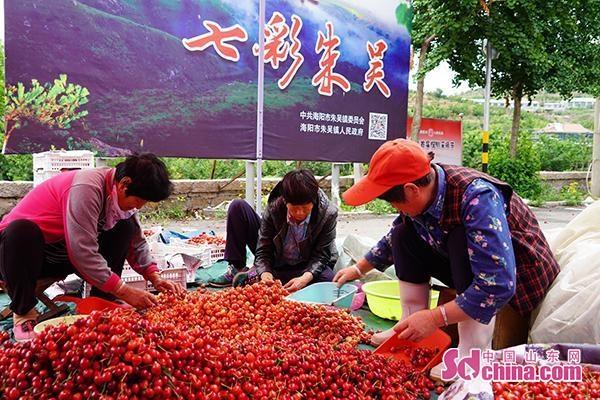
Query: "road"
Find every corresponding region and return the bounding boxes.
[163,205,585,240]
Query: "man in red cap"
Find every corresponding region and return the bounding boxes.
[334,139,559,355]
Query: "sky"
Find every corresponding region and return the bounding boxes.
[409,61,471,95]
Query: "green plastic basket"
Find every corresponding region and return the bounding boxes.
[362,280,439,320]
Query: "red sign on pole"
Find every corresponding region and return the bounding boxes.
[407,117,463,165]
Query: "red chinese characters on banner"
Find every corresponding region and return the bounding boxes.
[280,16,304,90]
[252,12,305,90]
[181,16,393,98]
[363,39,391,98]
[182,21,248,62]
[312,22,350,96]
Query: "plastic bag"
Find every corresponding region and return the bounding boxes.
[341,234,393,282]
[530,201,600,344]
[333,237,352,273]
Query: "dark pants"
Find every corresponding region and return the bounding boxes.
[391,220,472,293]
[270,263,335,285]
[393,220,530,348]
[0,218,136,315]
[224,199,334,284]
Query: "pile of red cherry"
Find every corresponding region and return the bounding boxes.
[187,233,226,246]
[389,345,439,368]
[0,283,435,399]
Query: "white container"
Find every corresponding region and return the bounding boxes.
[83,266,187,297]
[33,150,95,186]
[207,244,226,265]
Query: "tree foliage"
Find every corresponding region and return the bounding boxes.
[412,0,600,156]
[409,0,478,139]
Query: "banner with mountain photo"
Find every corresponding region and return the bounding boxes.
[4,0,260,158]
[4,0,411,161]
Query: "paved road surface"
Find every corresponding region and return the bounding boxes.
[163,205,584,240]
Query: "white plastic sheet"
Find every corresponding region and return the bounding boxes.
[335,234,394,282]
[530,201,600,344]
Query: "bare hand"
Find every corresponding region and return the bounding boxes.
[152,277,186,297]
[116,284,158,309]
[394,309,438,342]
[333,265,361,287]
[261,272,275,283]
[283,272,312,292]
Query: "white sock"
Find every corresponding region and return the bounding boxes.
[399,280,430,318]
[371,281,430,346]
[458,316,496,359]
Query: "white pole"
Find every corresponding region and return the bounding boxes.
[592,98,600,198]
[483,41,492,134]
[245,161,255,206]
[331,163,341,207]
[482,39,492,173]
[353,163,363,184]
[256,159,263,214]
[255,0,266,213]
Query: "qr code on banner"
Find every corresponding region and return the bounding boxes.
[368,113,388,140]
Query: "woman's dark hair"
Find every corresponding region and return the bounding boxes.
[115,153,173,202]
[377,171,434,203]
[281,169,319,205]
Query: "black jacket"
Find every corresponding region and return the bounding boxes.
[254,182,338,278]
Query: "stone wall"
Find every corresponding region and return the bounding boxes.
[0,172,589,217]
[538,171,589,191]
[0,177,354,217]
[0,181,32,218]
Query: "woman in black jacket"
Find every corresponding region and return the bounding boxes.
[208,169,338,292]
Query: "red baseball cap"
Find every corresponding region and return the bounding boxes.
[343,139,431,206]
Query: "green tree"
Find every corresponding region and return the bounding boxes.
[409,0,478,140]
[412,0,600,159]
[3,74,90,154]
[543,0,600,99]
[445,0,600,157]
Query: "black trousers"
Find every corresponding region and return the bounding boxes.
[391,219,473,293]
[224,199,262,269]
[0,218,136,315]
[224,199,334,284]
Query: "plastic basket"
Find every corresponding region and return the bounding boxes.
[33,150,95,186]
[83,266,187,297]
[362,280,439,320]
[33,170,61,186]
[53,295,126,314]
[208,245,226,265]
[82,272,144,298]
[286,282,357,309]
[160,240,211,282]
[147,267,187,292]
[33,150,95,172]
[374,328,452,373]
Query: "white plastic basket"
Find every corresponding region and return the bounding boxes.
[33,170,61,186]
[183,237,226,266]
[82,266,187,297]
[147,267,187,292]
[33,150,95,186]
[208,245,226,265]
[165,239,212,282]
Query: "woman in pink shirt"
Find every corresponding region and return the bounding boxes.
[0,154,185,341]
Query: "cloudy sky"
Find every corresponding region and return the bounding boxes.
[410,62,471,95]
